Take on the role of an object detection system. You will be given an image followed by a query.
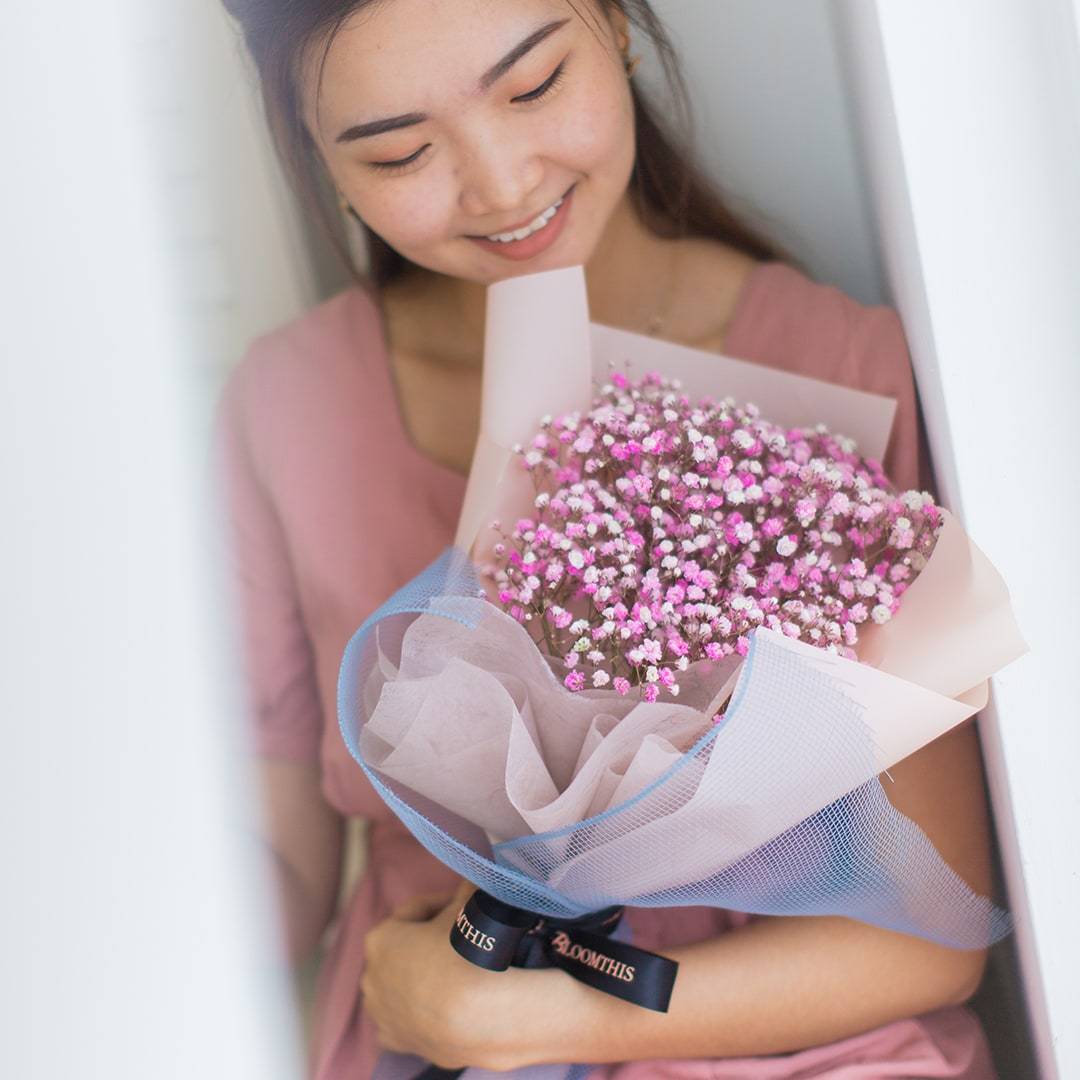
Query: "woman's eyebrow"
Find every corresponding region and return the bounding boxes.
[334,17,572,144]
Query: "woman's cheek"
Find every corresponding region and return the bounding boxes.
[556,81,634,179]
[361,181,454,260]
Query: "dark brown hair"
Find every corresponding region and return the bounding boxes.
[222,0,800,291]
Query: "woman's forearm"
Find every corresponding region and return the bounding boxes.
[257,837,335,972]
[534,913,986,1066]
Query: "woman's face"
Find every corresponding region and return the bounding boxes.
[300,0,636,284]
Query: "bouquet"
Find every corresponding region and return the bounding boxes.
[338,266,1028,1080]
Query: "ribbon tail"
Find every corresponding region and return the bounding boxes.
[544,926,678,1013]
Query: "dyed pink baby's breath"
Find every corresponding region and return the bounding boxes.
[487,370,942,700]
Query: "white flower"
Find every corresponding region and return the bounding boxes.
[592,670,611,688]
[871,604,892,624]
[570,619,590,635]
[645,666,660,683]
[732,428,755,450]
[568,550,586,570]
[776,536,798,558]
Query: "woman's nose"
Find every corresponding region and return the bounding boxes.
[456,131,545,220]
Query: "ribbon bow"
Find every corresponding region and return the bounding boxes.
[450,889,678,1010]
[412,890,678,1079]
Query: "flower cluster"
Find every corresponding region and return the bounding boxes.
[485,371,942,700]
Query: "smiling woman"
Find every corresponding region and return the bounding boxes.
[214,1,1003,1078]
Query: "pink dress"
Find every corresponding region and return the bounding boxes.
[211,260,997,1079]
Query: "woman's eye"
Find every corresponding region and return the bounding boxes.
[368,144,430,174]
[512,60,567,104]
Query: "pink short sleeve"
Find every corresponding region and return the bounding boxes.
[210,346,324,762]
[848,304,931,495]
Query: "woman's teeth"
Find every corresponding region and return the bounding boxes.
[485,195,564,243]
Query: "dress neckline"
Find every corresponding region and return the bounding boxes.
[364,258,774,485]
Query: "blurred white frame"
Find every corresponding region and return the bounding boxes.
[3,3,308,1078]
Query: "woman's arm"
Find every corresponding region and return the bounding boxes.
[522,718,992,1066]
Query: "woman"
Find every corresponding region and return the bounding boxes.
[213,0,1000,1076]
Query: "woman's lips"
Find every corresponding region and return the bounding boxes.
[466,185,575,262]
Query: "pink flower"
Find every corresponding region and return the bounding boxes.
[613,677,631,696]
[564,671,585,692]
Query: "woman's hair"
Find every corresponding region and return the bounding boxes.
[222,0,800,291]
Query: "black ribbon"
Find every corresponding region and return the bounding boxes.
[412,890,678,1079]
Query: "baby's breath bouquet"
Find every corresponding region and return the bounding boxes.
[338,266,1026,1080]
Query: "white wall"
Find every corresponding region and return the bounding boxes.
[184,0,320,411]
[649,0,887,305]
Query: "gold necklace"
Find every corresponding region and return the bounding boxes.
[644,242,682,338]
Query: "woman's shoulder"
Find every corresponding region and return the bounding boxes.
[733,260,912,397]
[223,285,382,402]
[215,284,388,465]
[733,259,925,491]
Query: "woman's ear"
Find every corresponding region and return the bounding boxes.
[598,0,632,55]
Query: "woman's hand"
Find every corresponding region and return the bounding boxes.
[361,879,568,1072]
